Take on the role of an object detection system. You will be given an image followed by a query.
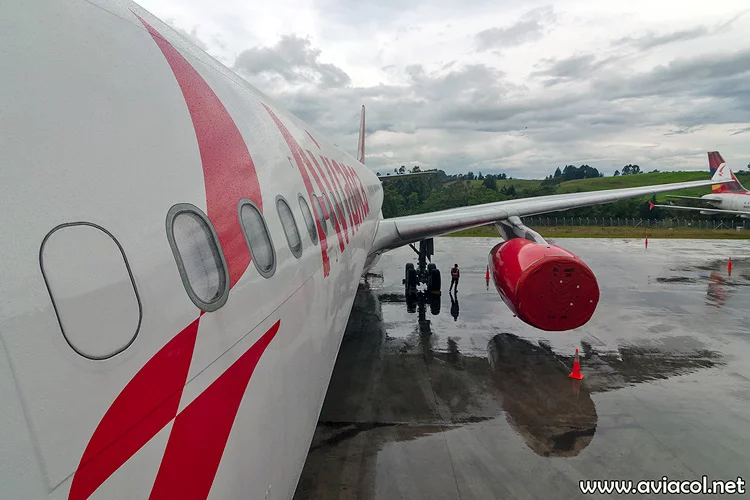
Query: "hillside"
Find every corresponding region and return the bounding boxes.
[382,170,750,220]
[467,171,750,198]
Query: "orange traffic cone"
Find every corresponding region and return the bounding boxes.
[569,348,584,380]
[728,257,733,276]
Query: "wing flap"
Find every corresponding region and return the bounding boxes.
[665,195,709,201]
[653,204,750,216]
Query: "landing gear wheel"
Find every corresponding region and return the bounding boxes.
[404,262,415,283]
[405,267,418,296]
[427,268,441,295]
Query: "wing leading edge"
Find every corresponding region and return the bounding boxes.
[371,166,735,253]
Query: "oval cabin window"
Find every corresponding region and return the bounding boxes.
[311,194,327,236]
[166,204,230,312]
[324,193,337,228]
[277,196,303,258]
[40,223,142,360]
[239,199,276,278]
[299,195,318,245]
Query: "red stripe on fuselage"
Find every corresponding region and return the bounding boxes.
[331,160,357,231]
[318,156,349,241]
[304,150,347,249]
[348,164,368,217]
[341,164,361,227]
[349,164,370,215]
[135,14,259,288]
[320,157,351,236]
[306,153,349,246]
[328,159,352,238]
[263,105,337,268]
[149,321,280,500]
[73,18,278,500]
[69,318,200,500]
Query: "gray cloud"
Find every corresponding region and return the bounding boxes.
[475,6,556,52]
[612,11,748,51]
[613,27,709,51]
[227,28,750,176]
[234,35,351,89]
[595,48,750,101]
[664,125,706,136]
[531,54,622,86]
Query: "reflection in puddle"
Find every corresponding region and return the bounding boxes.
[487,333,597,457]
[296,243,746,500]
[307,282,723,462]
[657,257,750,308]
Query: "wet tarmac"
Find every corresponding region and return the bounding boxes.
[294,238,750,499]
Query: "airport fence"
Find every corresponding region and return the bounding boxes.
[518,217,748,230]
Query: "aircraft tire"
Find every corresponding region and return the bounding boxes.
[406,267,418,293]
[427,268,441,294]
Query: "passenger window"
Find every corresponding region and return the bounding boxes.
[343,193,352,219]
[40,223,142,360]
[325,193,337,227]
[312,194,327,235]
[239,200,276,278]
[167,204,230,312]
[277,196,303,258]
[335,192,346,223]
[299,195,318,245]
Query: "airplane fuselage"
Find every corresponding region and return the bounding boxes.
[702,193,750,216]
[1,1,382,499]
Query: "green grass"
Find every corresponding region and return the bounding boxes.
[446,225,750,239]
[459,171,750,202]
[555,171,708,193]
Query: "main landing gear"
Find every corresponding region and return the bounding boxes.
[403,238,441,297]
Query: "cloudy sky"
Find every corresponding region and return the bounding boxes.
[140,0,750,178]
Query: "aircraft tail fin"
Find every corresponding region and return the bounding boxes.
[357,105,366,164]
[708,151,747,194]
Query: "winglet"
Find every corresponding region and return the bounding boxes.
[357,105,366,164]
[648,201,655,211]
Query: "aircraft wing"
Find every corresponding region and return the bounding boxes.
[665,195,709,201]
[378,171,434,180]
[371,167,734,252]
[652,204,750,216]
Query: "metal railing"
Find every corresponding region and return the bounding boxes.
[517,217,747,230]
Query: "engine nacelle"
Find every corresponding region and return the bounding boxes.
[489,239,600,331]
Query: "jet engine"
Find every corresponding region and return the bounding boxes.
[489,238,600,331]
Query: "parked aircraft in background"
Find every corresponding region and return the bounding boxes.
[0,1,734,499]
[651,151,750,218]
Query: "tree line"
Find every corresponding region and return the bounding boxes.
[379,164,673,220]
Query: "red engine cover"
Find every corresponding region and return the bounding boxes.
[489,239,600,331]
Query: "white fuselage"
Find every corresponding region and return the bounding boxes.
[0,1,383,499]
[703,193,750,213]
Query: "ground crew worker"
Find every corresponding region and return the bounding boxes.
[449,263,460,292]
